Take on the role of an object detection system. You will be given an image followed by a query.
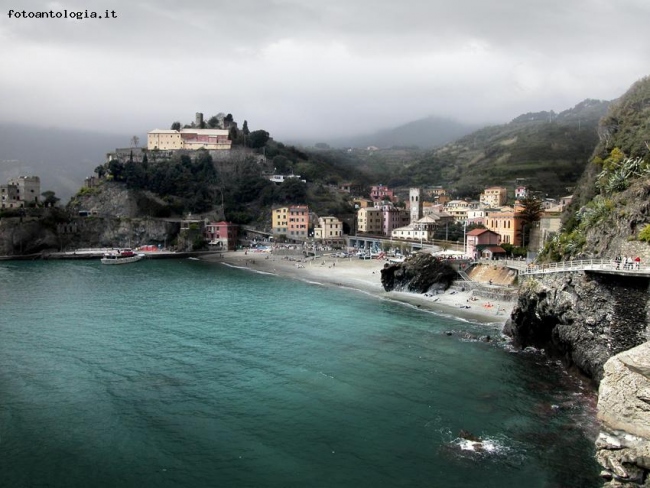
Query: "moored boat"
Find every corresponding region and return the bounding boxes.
[100,248,145,265]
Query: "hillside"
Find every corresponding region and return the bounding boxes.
[541,76,650,261]
[398,99,610,198]
[324,115,481,149]
[504,77,650,485]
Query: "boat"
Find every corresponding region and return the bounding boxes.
[100,248,145,265]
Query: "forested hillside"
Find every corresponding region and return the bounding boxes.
[396,99,610,198]
[540,76,650,260]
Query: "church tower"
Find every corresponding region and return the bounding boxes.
[410,188,422,223]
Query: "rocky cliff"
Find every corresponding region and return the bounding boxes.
[490,77,650,485]
[0,183,182,255]
[504,272,650,383]
[595,342,650,486]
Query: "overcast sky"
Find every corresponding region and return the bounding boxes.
[1,0,648,141]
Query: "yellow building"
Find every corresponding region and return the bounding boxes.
[273,205,310,239]
[314,216,344,244]
[148,128,232,151]
[357,207,383,234]
[353,198,373,209]
[272,207,289,235]
[480,186,508,207]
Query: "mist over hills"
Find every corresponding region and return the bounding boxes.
[396,99,612,198]
[0,99,611,205]
[0,124,141,202]
[323,115,483,149]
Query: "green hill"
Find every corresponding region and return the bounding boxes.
[541,76,650,261]
[397,99,610,198]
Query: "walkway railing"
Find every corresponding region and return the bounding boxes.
[520,258,647,276]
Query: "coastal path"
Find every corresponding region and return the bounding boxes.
[519,258,650,277]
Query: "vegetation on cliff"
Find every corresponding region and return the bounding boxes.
[99,138,365,225]
[540,77,650,261]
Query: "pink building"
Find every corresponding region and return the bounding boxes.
[205,221,239,250]
[382,206,410,236]
[370,185,395,203]
[466,228,501,259]
[515,186,528,199]
[288,205,309,239]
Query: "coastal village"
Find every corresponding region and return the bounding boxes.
[5,2,650,486]
[1,113,573,261]
[3,91,650,485]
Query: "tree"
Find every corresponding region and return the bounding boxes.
[108,159,125,182]
[248,130,270,148]
[41,191,59,207]
[518,194,543,248]
[242,120,250,136]
[208,116,220,128]
[278,178,307,203]
[130,135,140,147]
[228,126,239,143]
[94,165,106,178]
[171,121,181,131]
[518,194,543,225]
[272,155,292,174]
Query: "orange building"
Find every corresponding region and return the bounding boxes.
[484,208,523,246]
[287,205,310,239]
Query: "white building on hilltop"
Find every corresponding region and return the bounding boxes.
[148,128,232,151]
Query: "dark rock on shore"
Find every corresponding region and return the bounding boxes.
[504,271,650,384]
[380,253,458,293]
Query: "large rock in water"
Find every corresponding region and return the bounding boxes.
[596,342,650,486]
[380,253,458,293]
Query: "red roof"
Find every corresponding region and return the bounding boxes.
[467,228,498,236]
[485,246,506,253]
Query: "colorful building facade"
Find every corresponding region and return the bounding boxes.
[148,128,232,151]
[204,221,239,250]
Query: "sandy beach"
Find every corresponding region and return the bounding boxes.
[203,250,515,327]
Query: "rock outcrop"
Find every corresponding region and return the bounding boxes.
[0,183,182,256]
[504,271,650,383]
[380,253,458,293]
[596,342,650,486]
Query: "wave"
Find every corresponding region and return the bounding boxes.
[219,262,276,276]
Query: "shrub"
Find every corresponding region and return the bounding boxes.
[638,225,650,242]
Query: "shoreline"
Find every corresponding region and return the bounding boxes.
[204,250,515,326]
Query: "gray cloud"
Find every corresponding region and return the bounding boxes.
[0,0,648,140]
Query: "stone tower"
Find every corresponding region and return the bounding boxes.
[195,112,204,127]
[410,188,422,223]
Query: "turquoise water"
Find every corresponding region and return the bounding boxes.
[0,260,600,487]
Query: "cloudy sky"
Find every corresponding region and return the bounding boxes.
[0,0,648,141]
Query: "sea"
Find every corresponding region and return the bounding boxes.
[0,259,601,487]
